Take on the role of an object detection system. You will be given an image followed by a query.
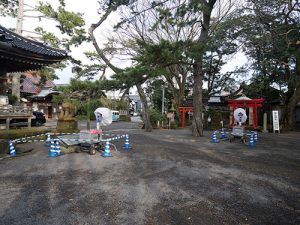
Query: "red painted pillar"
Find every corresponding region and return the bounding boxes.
[253,103,257,128]
[231,105,236,127]
[181,109,186,128]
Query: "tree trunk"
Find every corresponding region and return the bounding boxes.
[11,0,24,103]
[191,0,216,136]
[12,73,21,102]
[287,54,300,129]
[136,83,152,132]
[287,88,300,129]
[192,62,204,136]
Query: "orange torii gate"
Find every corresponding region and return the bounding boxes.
[179,107,193,128]
[179,97,264,129]
[227,98,264,129]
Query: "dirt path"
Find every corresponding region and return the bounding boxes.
[0,129,299,225]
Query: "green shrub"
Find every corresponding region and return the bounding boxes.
[0,128,52,153]
[170,122,178,129]
[149,108,166,125]
[119,115,131,122]
[0,128,51,140]
[8,95,18,105]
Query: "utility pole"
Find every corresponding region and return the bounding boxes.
[161,85,165,115]
[12,0,24,102]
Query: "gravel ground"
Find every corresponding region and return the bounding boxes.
[0,125,299,225]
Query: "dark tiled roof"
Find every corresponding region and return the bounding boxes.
[0,25,68,58]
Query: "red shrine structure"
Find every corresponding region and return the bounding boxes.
[179,107,193,128]
[179,96,264,129]
[227,97,264,129]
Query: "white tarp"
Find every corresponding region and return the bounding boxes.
[234,108,247,124]
[94,107,112,126]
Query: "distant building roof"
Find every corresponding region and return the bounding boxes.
[20,72,55,94]
[208,96,221,103]
[21,77,40,94]
[235,95,252,101]
[31,88,60,98]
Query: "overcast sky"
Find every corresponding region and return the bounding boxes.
[1,0,122,84]
[1,0,247,86]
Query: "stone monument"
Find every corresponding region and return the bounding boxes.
[57,102,78,132]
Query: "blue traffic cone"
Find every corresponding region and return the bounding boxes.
[248,134,255,148]
[9,142,16,157]
[221,128,226,139]
[55,140,61,156]
[253,131,258,143]
[123,134,132,150]
[211,131,219,143]
[102,141,112,157]
[49,140,56,157]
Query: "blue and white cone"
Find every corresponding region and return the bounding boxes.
[55,140,61,156]
[102,141,112,157]
[248,134,255,148]
[254,131,258,143]
[123,134,132,150]
[49,140,56,157]
[211,131,219,143]
[9,142,16,157]
[221,128,226,139]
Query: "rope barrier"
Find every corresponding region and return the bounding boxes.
[58,135,126,143]
[0,133,48,143]
[3,134,127,144]
[48,132,117,136]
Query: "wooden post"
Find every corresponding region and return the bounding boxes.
[6,118,10,130]
[28,117,31,128]
[263,113,268,132]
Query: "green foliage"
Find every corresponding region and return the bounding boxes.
[7,94,18,105]
[0,128,51,143]
[237,0,300,89]
[52,94,64,104]
[119,115,131,122]
[149,108,166,125]
[75,64,107,80]
[69,98,101,120]
[100,98,128,110]
[134,39,189,68]
[0,0,18,17]
[36,2,85,36]
[39,66,62,80]
[60,79,107,99]
[170,121,178,129]
[145,79,172,112]
[34,27,61,48]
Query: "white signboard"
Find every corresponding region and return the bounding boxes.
[272,110,280,133]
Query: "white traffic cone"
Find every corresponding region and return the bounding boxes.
[9,142,16,157]
[49,140,56,157]
[254,131,258,143]
[55,140,61,156]
[102,141,112,157]
[249,134,255,148]
[123,134,132,150]
[211,131,219,143]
